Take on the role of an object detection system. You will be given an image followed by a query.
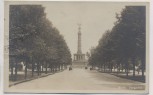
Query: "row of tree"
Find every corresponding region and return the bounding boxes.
[9,5,72,81]
[89,6,146,77]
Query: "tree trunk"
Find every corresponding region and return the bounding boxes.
[52,65,53,72]
[51,65,53,72]
[117,63,119,75]
[45,62,47,74]
[65,64,67,69]
[141,55,145,77]
[53,65,54,72]
[50,64,52,72]
[111,63,112,72]
[55,65,57,72]
[121,63,123,72]
[32,63,34,77]
[39,64,42,75]
[114,66,115,72]
[125,66,126,73]
[132,57,136,77]
[42,64,44,73]
[14,63,18,81]
[104,63,106,72]
[25,62,27,79]
[126,61,129,77]
[109,62,111,72]
[119,64,121,72]
[58,64,60,71]
[61,64,63,70]
[50,67,52,72]
[37,63,39,76]
[10,63,14,81]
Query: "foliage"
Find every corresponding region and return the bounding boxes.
[88,6,146,77]
[9,5,72,80]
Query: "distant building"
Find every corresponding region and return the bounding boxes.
[72,24,88,68]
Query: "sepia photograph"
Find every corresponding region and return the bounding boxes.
[4,1,149,94]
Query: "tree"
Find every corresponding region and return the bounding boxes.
[89,6,146,79]
[9,5,72,81]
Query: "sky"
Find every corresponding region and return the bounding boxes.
[42,2,126,57]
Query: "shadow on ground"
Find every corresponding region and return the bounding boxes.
[97,71,145,83]
[113,74,145,83]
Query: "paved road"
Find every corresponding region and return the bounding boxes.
[8,68,145,93]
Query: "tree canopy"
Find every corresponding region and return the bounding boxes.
[88,6,146,77]
[9,5,72,80]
